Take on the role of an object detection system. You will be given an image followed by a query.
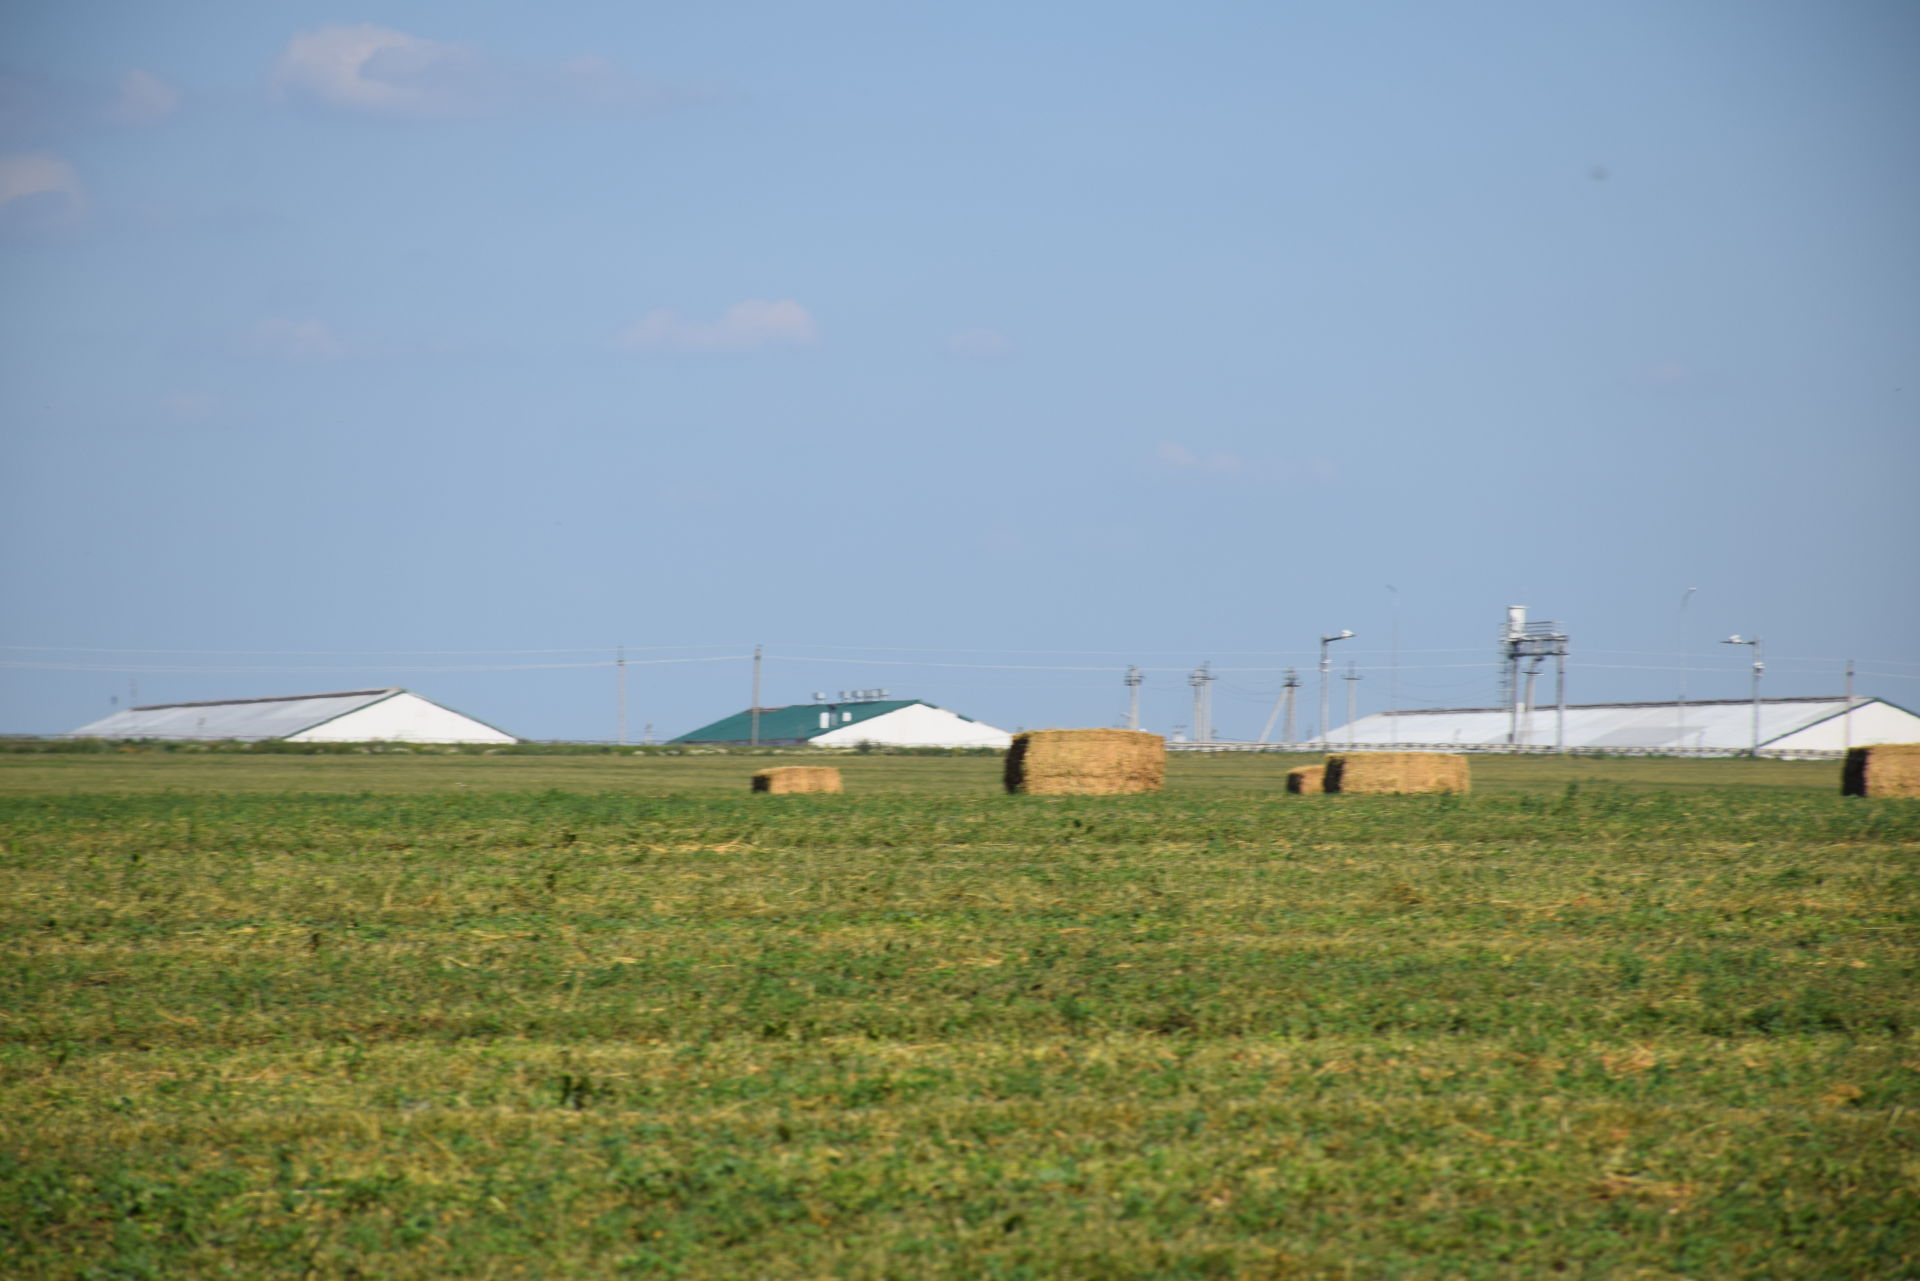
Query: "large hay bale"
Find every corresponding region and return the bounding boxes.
[1004,729,1163,795]
[1323,751,1469,795]
[1286,764,1326,794]
[751,766,843,795]
[1842,744,1920,798]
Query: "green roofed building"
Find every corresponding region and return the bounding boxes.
[672,698,1011,748]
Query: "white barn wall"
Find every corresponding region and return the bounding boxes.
[811,704,1012,749]
[288,693,516,744]
[1769,702,1920,751]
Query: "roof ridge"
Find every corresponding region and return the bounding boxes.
[129,688,401,712]
[1372,695,1861,716]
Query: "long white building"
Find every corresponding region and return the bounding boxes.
[1321,696,1920,755]
[69,688,518,744]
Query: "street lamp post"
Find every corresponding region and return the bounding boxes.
[1318,630,1354,744]
[1722,635,1763,755]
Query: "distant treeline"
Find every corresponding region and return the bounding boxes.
[0,737,1004,758]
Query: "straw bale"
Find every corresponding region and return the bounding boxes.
[1004,729,1164,795]
[1286,764,1326,795]
[751,766,843,795]
[1841,743,1920,799]
[1323,751,1469,795]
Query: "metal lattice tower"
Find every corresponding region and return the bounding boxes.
[1500,606,1570,748]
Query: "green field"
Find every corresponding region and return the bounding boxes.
[3,753,1916,1278]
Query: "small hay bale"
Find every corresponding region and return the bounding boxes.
[1323,751,1469,795]
[1286,764,1326,794]
[1004,729,1163,795]
[751,766,843,795]
[1842,744,1920,798]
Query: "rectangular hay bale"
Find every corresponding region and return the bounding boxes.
[751,766,843,795]
[1323,751,1469,795]
[1842,743,1920,798]
[1004,729,1164,795]
[1286,764,1326,794]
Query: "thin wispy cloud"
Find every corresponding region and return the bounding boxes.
[1153,442,1339,485]
[0,151,84,231]
[947,328,1013,357]
[1,68,180,140]
[1156,442,1241,471]
[108,70,179,125]
[271,24,664,118]
[273,25,471,116]
[251,318,349,361]
[615,300,820,354]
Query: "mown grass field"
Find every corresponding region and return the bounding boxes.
[3,753,1916,1279]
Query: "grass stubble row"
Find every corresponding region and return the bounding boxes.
[1,760,1916,1279]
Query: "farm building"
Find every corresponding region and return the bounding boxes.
[68,688,518,745]
[1322,696,1920,755]
[673,698,1012,749]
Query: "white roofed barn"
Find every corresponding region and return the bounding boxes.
[68,688,518,745]
[1323,696,1920,756]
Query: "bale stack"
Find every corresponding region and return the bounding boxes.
[751,766,843,795]
[1004,729,1164,795]
[1322,751,1469,795]
[1841,744,1920,798]
[1286,764,1326,794]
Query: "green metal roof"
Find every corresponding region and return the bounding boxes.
[671,699,929,744]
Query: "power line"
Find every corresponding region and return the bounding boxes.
[768,642,1486,657]
[0,643,739,656]
[0,655,750,675]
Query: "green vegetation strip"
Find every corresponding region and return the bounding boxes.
[2,759,1916,1278]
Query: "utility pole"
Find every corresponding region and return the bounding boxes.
[1262,668,1303,744]
[1256,668,1288,744]
[1676,587,1697,749]
[1555,647,1568,753]
[1844,659,1856,752]
[1124,666,1143,732]
[1722,635,1763,755]
[1520,657,1542,747]
[1318,631,1353,745]
[1188,663,1215,744]
[1386,584,1401,745]
[616,644,628,745]
[749,644,763,748]
[1342,661,1363,746]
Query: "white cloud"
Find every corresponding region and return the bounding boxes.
[947,328,1012,357]
[270,25,663,117]
[109,70,179,124]
[1156,441,1240,471]
[615,300,820,354]
[252,318,348,360]
[0,151,84,229]
[272,25,474,116]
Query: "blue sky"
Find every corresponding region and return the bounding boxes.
[4,1,1916,742]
